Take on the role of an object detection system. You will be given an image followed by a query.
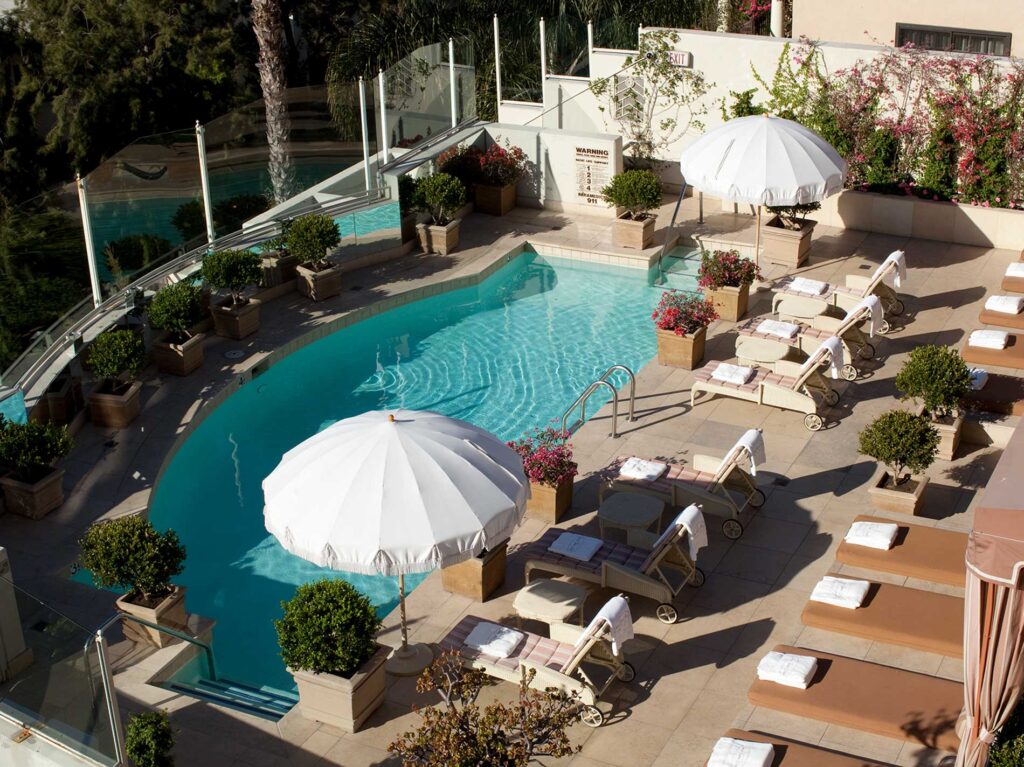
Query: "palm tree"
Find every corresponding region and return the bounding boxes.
[252,0,295,203]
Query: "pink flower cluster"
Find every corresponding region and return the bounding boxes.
[697,249,761,290]
[479,142,528,187]
[507,427,578,488]
[652,291,719,336]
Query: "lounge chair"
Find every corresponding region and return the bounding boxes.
[523,507,706,624]
[597,429,766,540]
[836,515,967,587]
[801,577,963,657]
[690,337,844,431]
[961,330,1024,370]
[747,645,962,752]
[438,595,635,727]
[710,729,894,767]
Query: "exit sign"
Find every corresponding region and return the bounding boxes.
[668,50,692,67]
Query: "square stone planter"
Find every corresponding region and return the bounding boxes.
[441,540,508,602]
[933,413,963,462]
[44,375,82,426]
[260,251,299,288]
[0,468,65,520]
[527,478,573,524]
[88,380,142,429]
[705,283,750,322]
[400,213,419,243]
[416,220,461,256]
[656,326,706,370]
[211,298,261,340]
[867,470,929,516]
[762,216,816,268]
[296,263,344,302]
[116,586,188,648]
[612,214,656,250]
[153,332,205,377]
[291,644,389,733]
[475,182,516,216]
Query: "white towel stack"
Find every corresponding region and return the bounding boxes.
[548,532,603,562]
[810,576,870,609]
[848,295,883,337]
[618,457,668,481]
[735,428,766,476]
[708,737,774,767]
[712,363,755,385]
[463,622,524,658]
[970,367,989,391]
[844,520,899,550]
[756,651,818,689]
[756,319,800,339]
[1005,262,1024,278]
[790,276,828,295]
[985,295,1024,315]
[880,250,907,288]
[969,330,1009,350]
[584,595,634,656]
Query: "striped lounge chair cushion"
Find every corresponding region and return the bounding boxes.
[440,615,575,674]
[801,325,832,343]
[736,318,801,347]
[524,527,649,576]
[599,456,716,496]
[774,276,837,300]
[693,360,797,392]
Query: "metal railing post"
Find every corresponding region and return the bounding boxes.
[195,122,216,246]
[358,77,372,192]
[378,69,389,163]
[94,632,127,765]
[75,174,103,308]
[448,38,458,127]
[493,15,503,106]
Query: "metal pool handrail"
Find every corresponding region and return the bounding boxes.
[87,612,218,681]
[561,364,636,438]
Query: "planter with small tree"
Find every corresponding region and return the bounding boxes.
[289,214,343,302]
[276,579,387,733]
[859,409,939,515]
[148,282,206,376]
[0,418,72,519]
[697,249,761,321]
[202,249,263,339]
[895,345,971,461]
[86,330,146,428]
[475,140,527,216]
[259,224,299,289]
[79,515,188,647]
[602,169,662,249]
[652,292,719,369]
[762,202,820,268]
[126,711,175,767]
[416,173,467,256]
[398,175,422,243]
[507,427,578,524]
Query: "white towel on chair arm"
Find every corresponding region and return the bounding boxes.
[584,595,634,656]
[708,737,774,767]
[848,295,883,337]
[619,457,668,481]
[880,250,907,288]
[986,295,1024,315]
[969,330,1009,350]
[810,576,870,609]
[735,428,766,476]
[712,363,755,385]
[548,533,603,562]
[757,651,818,688]
[844,521,898,550]
[464,622,524,659]
[970,368,989,391]
[790,276,828,295]
[756,319,800,339]
[1006,262,1024,278]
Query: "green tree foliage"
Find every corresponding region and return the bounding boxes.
[79,515,186,601]
[104,234,173,288]
[147,282,204,340]
[418,173,466,225]
[895,345,971,418]
[125,711,175,767]
[858,410,939,482]
[991,705,1024,767]
[601,169,662,218]
[201,249,262,305]
[0,416,72,483]
[919,114,958,200]
[863,129,901,188]
[286,213,340,268]
[86,330,146,384]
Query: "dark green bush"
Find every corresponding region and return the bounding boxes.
[0,417,72,483]
[87,330,146,384]
[126,710,174,767]
[919,116,958,200]
[171,200,206,242]
[398,175,421,216]
[147,283,204,340]
[895,345,971,418]
[79,515,185,601]
[437,145,483,189]
[419,173,467,226]
[287,213,341,269]
[864,130,900,187]
[960,130,1011,205]
[103,235,173,285]
[858,410,939,482]
[601,169,662,219]
[990,704,1024,767]
[275,579,382,677]
[213,194,271,235]
[200,249,261,305]
[720,88,764,120]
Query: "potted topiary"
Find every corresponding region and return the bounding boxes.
[859,409,939,516]
[652,292,719,369]
[259,223,299,289]
[86,329,146,428]
[762,202,821,268]
[0,417,72,519]
[125,711,174,767]
[602,169,662,249]
[697,249,761,321]
[276,579,387,733]
[79,515,187,647]
[289,214,343,302]
[895,345,971,461]
[201,249,263,339]
[148,282,206,376]
[475,140,528,216]
[398,175,422,243]
[416,173,467,256]
[507,427,578,524]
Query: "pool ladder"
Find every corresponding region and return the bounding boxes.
[561,364,636,438]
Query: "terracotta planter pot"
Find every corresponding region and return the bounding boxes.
[656,326,706,369]
[475,183,516,216]
[290,644,389,733]
[762,216,816,268]
[116,586,188,649]
[296,263,344,302]
[416,220,461,256]
[211,298,261,340]
[612,214,656,250]
[705,283,750,322]
[260,251,299,288]
[0,468,65,520]
[867,470,930,516]
[527,478,573,524]
[88,380,142,429]
[441,540,508,602]
[153,332,205,376]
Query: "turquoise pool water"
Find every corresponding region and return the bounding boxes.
[147,248,696,693]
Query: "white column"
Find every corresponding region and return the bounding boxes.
[195,121,216,246]
[75,174,103,307]
[448,38,457,127]
[539,18,547,82]
[770,0,784,37]
[358,77,371,192]
[587,20,594,71]
[378,69,389,163]
[493,15,503,106]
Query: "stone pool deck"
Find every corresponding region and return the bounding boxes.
[1,195,1018,767]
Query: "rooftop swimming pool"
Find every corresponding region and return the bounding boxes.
[148,246,699,694]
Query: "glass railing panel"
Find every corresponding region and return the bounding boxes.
[331,200,402,266]
[383,42,456,155]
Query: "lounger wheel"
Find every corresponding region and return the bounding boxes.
[803,413,824,431]
[656,603,679,624]
[840,364,857,382]
[824,388,840,406]
[888,298,905,316]
[688,567,706,588]
[616,661,636,682]
[722,518,744,540]
[878,319,891,335]
[749,489,766,508]
[580,705,604,727]
[859,342,875,360]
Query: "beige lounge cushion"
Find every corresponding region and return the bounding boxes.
[836,515,967,587]
[711,730,893,767]
[980,307,1024,330]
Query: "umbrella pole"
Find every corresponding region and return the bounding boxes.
[386,572,434,676]
[755,205,761,270]
[399,573,408,651]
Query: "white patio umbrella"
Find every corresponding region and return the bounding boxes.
[679,115,847,266]
[263,409,529,675]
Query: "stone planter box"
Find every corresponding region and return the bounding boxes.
[527,478,573,524]
[400,213,419,243]
[211,298,261,340]
[705,283,750,322]
[867,470,929,516]
[116,586,188,649]
[933,414,963,462]
[153,333,205,377]
[291,644,389,733]
[88,380,142,429]
[260,251,299,289]
[475,183,516,216]
[612,214,656,250]
[416,220,461,256]
[441,540,508,602]
[0,469,65,520]
[656,326,706,370]
[44,375,82,426]
[296,264,344,302]
[762,216,815,268]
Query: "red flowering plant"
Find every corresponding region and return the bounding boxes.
[437,145,484,190]
[652,292,719,336]
[478,140,528,187]
[507,427,577,488]
[697,249,761,290]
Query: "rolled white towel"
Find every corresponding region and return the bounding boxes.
[619,457,668,481]
[756,651,818,689]
[712,363,755,385]
[881,250,907,288]
[548,533,603,562]
[790,277,828,295]
[463,622,524,659]
[844,521,898,550]
[756,319,800,339]
[810,576,871,609]
[985,295,1024,315]
[708,737,774,767]
[969,329,1009,350]
[847,295,883,338]
[970,367,989,391]
[1006,262,1024,278]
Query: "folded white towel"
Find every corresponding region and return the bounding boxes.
[708,737,774,767]
[880,250,907,289]
[969,329,1009,350]
[798,335,845,381]
[677,503,708,561]
[712,363,755,386]
[619,456,668,482]
[810,576,871,609]
[847,295,883,337]
[757,651,818,689]
[756,319,800,339]
[548,532,603,562]
[1006,262,1024,278]
[583,595,634,656]
[735,428,766,476]
[986,295,1024,315]
[844,521,898,550]
[464,622,524,658]
[790,277,828,295]
[970,367,989,391]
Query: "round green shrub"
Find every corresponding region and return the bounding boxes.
[79,515,186,602]
[419,173,467,226]
[87,330,146,384]
[895,345,971,419]
[200,249,261,305]
[601,169,662,219]
[858,410,939,483]
[147,283,204,340]
[126,710,174,767]
[0,417,72,483]
[287,213,341,269]
[275,579,382,677]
